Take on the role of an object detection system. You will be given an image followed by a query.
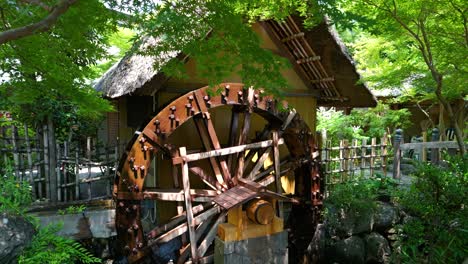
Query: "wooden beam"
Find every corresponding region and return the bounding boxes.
[311,77,335,84]
[296,56,321,64]
[179,138,285,163]
[116,189,217,201]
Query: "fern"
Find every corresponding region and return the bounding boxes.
[18,222,101,264]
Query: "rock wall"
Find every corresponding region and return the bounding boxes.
[0,214,36,264]
[308,202,405,264]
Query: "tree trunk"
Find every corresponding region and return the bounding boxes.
[435,90,465,155]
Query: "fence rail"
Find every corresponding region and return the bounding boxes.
[0,122,123,205]
[318,131,390,185]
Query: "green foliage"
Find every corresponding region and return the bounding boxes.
[18,222,101,264]
[0,163,33,216]
[116,0,325,97]
[58,205,86,215]
[0,0,118,128]
[394,156,468,263]
[317,103,411,144]
[324,176,396,213]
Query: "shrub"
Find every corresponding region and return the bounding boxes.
[395,155,468,263]
[18,223,101,264]
[0,163,33,217]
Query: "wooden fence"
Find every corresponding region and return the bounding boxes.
[393,128,466,179]
[317,131,390,185]
[0,122,123,204]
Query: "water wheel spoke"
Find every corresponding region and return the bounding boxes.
[193,116,227,187]
[197,211,228,257]
[226,108,240,170]
[177,214,216,264]
[235,88,254,179]
[148,206,221,245]
[147,203,210,239]
[189,167,222,191]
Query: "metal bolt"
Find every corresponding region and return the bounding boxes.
[119,202,125,207]
[128,157,135,163]
[170,105,176,112]
[138,242,144,248]
[133,185,139,192]
[140,165,145,171]
[203,95,209,101]
[127,228,133,234]
[139,137,146,143]
[132,248,138,255]
[133,224,139,230]
[188,95,194,101]
[154,119,160,126]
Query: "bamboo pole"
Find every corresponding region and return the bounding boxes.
[24,124,36,199]
[75,146,80,200]
[43,123,50,200]
[87,137,92,200]
[361,138,367,178]
[370,138,376,178]
[11,125,20,179]
[64,141,68,201]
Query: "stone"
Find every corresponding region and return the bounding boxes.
[0,214,36,264]
[307,224,325,263]
[327,206,374,238]
[365,232,391,264]
[327,236,365,264]
[373,202,398,231]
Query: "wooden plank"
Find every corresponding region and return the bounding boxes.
[181,138,284,163]
[147,204,208,239]
[180,147,198,261]
[47,117,58,202]
[226,109,239,170]
[272,130,283,218]
[63,142,69,201]
[193,90,233,187]
[43,123,50,200]
[399,141,463,150]
[116,189,217,201]
[197,211,228,258]
[75,147,80,200]
[56,143,62,201]
[193,117,225,187]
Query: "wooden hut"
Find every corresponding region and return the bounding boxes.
[94,17,376,145]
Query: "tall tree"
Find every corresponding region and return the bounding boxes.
[0,0,119,130]
[329,0,467,154]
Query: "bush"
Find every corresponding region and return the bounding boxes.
[0,164,33,217]
[18,223,101,264]
[395,156,468,263]
[0,163,101,264]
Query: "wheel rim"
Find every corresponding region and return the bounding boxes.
[114,83,323,263]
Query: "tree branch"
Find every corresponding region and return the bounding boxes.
[18,0,52,12]
[0,0,78,45]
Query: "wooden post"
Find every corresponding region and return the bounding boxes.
[421,131,427,162]
[1,126,8,165]
[47,117,58,202]
[56,143,62,201]
[105,142,111,198]
[351,139,358,179]
[11,125,20,179]
[381,134,388,177]
[36,128,43,199]
[393,129,402,179]
[64,141,69,201]
[370,138,376,178]
[75,146,80,200]
[272,130,283,218]
[343,140,349,182]
[179,147,198,261]
[430,128,439,164]
[24,124,36,199]
[361,138,367,178]
[87,137,92,200]
[325,140,331,184]
[339,140,344,183]
[43,123,50,200]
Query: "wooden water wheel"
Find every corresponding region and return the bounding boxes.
[114,83,323,263]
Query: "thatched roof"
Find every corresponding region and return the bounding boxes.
[94,37,177,98]
[95,18,376,107]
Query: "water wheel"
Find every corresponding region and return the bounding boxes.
[114,83,323,263]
